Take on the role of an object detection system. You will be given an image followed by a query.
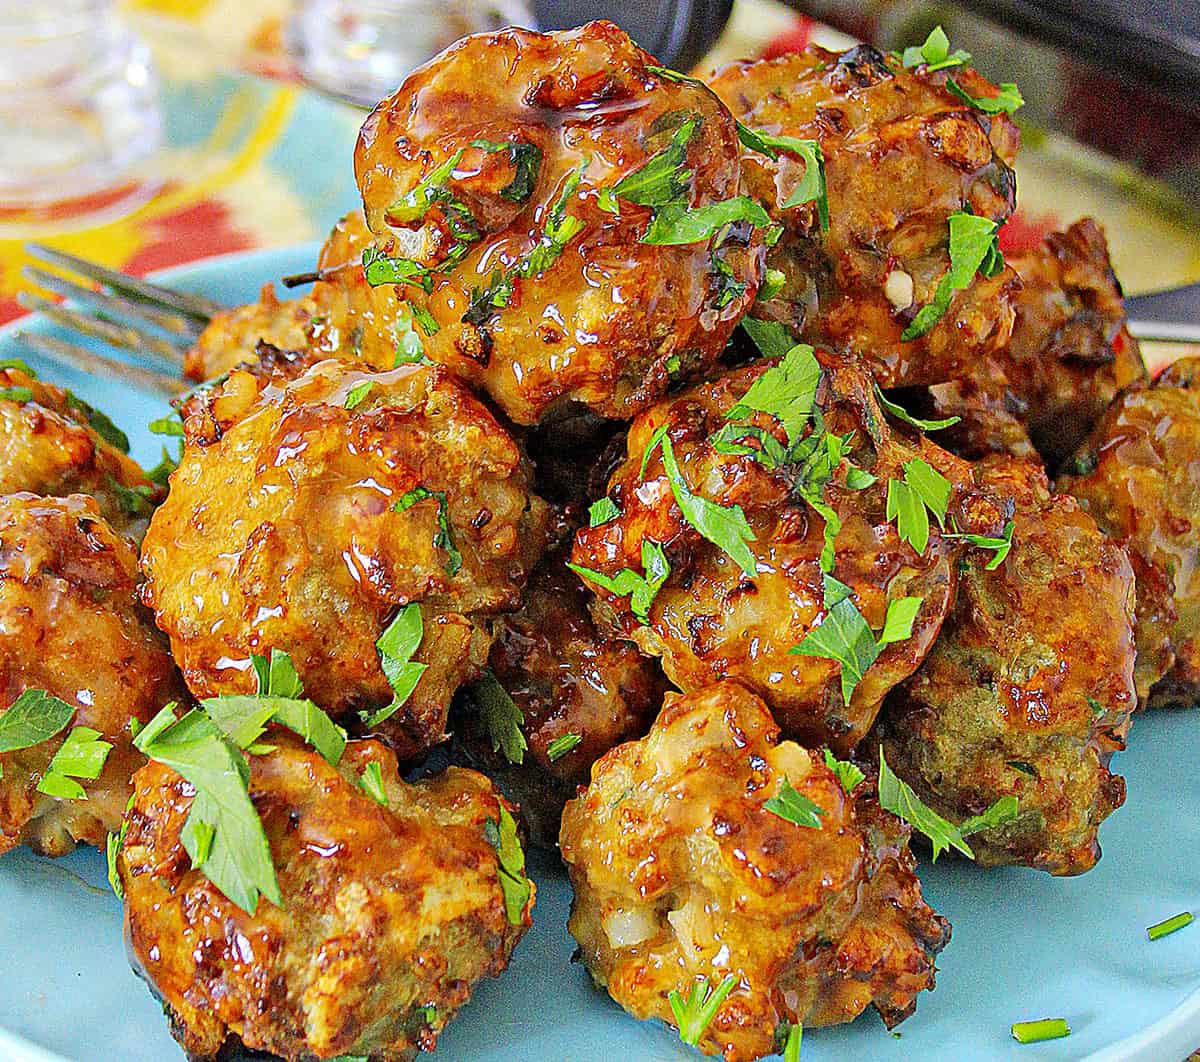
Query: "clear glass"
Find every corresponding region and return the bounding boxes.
[0,1,162,211]
[286,0,536,108]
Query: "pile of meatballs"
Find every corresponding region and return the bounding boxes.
[3,20,1197,1062]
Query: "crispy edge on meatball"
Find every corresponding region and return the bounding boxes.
[706,45,1019,388]
[140,358,551,757]
[118,733,534,1061]
[0,366,161,540]
[0,493,181,856]
[570,346,1006,751]
[880,457,1136,874]
[453,541,667,846]
[560,681,949,1061]
[1059,357,1200,706]
[353,20,764,425]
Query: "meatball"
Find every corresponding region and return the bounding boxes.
[880,457,1136,874]
[353,20,765,425]
[706,45,1020,388]
[118,733,533,1061]
[570,344,1005,751]
[140,357,551,757]
[0,493,180,856]
[453,543,667,846]
[918,373,1038,462]
[0,364,161,539]
[1059,357,1200,707]
[560,681,950,1061]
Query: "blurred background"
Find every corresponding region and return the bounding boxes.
[1,0,1198,344]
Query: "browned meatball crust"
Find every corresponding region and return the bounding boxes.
[706,45,1020,389]
[571,346,1005,751]
[140,358,550,757]
[880,457,1136,874]
[560,681,950,1061]
[0,365,161,539]
[118,734,533,1061]
[1059,356,1200,707]
[353,20,765,425]
[0,493,180,856]
[454,543,667,845]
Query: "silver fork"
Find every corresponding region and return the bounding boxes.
[9,242,1200,396]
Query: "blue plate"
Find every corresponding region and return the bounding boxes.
[1,247,1198,1062]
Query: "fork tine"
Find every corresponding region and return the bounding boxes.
[24,243,226,321]
[17,292,188,367]
[13,332,184,397]
[23,266,205,343]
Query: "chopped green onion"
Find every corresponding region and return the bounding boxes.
[668,974,737,1046]
[546,732,583,761]
[1147,911,1194,941]
[1010,1018,1071,1044]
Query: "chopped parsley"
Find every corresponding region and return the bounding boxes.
[394,306,427,365]
[945,519,1015,570]
[643,195,771,246]
[588,496,620,527]
[902,26,971,71]
[384,149,480,247]
[886,458,951,555]
[1010,1018,1071,1044]
[358,761,389,806]
[363,246,437,293]
[959,794,1019,836]
[824,748,865,793]
[902,212,1004,340]
[737,127,828,232]
[36,726,112,800]
[471,138,543,203]
[363,604,427,728]
[472,672,527,765]
[601,116,699,211]
[344,381,373,410]
[1147,911,1194,941]
[485,804,531,925]
[106,795,134,899]
[406,300,440,337]
[759,267,785,301]
[764,777,826,828]
[148,411,184,437]
[145,447,178,486]
[546,732,583,761]
[0,358,34,375]
[946,77,1024,115]
[63,392,130,452]
[568,539,671,625]
[742,318,795,359]
[393,486,462,577]
[0,689,77,776]
[0,386,34,404]
[792,576,921,704]
[725,342,819,447]
[668,974,737,1046]
[108,477,157,517]
[874,386,960,431]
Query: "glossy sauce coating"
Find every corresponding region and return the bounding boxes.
[571,347,1005,751]
[119,735,532,1061]
[881,457,1136,874]
[0,494,180,856]
[707,46,1019,387]
[140,357,550,757]
[559,681,949,1061]
[1059,357,1200,707]
[0,366,162,540]
[353,20,764,425]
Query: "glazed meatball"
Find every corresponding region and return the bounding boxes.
[988,219,1147,469]
[140,357,550,757]
[1059,357,1200,707]
[0,365,161,539]
[118,733,533,1061]
[0,493,180,856]
[706,45,1020,388]
[570,345,1005,751]
[560,681,950,1061]
[454,544,666,846]
[880,457,1136,875]
[353,20,765,425]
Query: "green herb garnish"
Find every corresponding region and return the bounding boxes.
[568,539,671,625]
[902,212,1003,340]
[725,342,820,447]
[874,386,960,431]
[958,794,1019,836]
[946,78,1024,115]
[1010,1018,1071,1044]
[643,195,771,246]
[602,116,699,210]
[878,746,974,861]
[823,748,865,793]
[36,726,112,799]
[0,689,77,777]
[588,497,620,527]
[0,386,34,404]
[902,26,971,71]
[358,761,389,806]
[63,392,130,452]
[764,777,826,828]
[945,519,1015,570]
[736,127,828,232]
[344,381,373,410]
[471,138,543,203]
[393,486,462,576]
[742,318,794,360]
[886,458,951,555]
[485,803,530,925]
[363,604,427,728]
[1147,911,1194,941]
[546,732,583,761]
[669,975,737,1046]
[473,672,526,765]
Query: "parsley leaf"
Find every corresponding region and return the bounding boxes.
[741,318,795,360]
[384,149,470,226]
[363,604,427,728]
[736,125,828,232]
[823,748,865,793]
[148,412,184,437]
[603,116,699,209]
[394,306,427,365]
[946,519,1015,570]
[588,496,620,527]
[0,690,77,769]
[63,392,130,453]
[958,794,1020,836]
[134,702,281,914]
[471,138,543,203]
[108,477,157,517]
[878,746,974,860]
[902,212,1004,340]
[393,486,462,576]
[886,459,951,555]
[145,447,178,486]
[546,732,582,761]
[406,300,439,337]
[643,195,771,246]
[875,386,960,431]
[653,432,757,577]
[363,246,436,293]
[669,975,737,1047]
[759,267,785,301]
[344,381,373,410]
[946,78,1024,115]
[473,671,527,765]
[725,342,820,447]
[0,386,34,404]
[568,539,671,625]
[902,25,971,71]
[485,803,531,925]
[764,777,826,828]
[358,761,389,806]
[36,726,112,800]
[0,358,34,375]
[106,795,134,899]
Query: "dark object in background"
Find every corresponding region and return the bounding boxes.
[535,0,733,68]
